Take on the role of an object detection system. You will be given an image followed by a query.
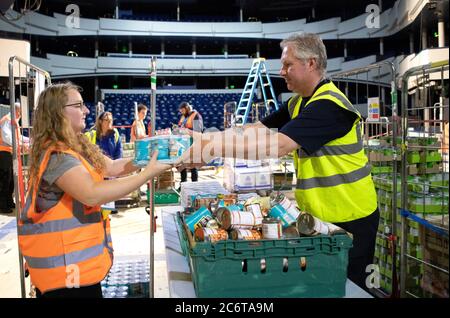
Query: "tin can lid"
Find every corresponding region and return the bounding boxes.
[296,212,315,235]
[263,217,280,224]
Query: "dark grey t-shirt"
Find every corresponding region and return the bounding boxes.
[36,153,81,212]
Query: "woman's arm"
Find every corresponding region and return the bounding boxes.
[55,151,170,206]
[103,154,139,177]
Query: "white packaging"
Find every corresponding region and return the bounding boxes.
[180,180,229,208]
[255,167,272,189]
[246,159,261,168]
[236,171,256,190]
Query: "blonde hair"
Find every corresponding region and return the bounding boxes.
[280,33,328,77]
[95,111,113,138]
[29,82,106,185]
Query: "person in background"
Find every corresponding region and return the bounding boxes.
[85,111,122,214]
[177,33,379,292]
[0,102,29,214]
[86,111,122,160]
[17,82,171,298]
[130,103,148,142]
[177,101,203,187]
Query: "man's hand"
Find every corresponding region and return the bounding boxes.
[174,140,208,172]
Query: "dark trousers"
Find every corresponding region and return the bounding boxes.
[334,209,380,292]
[0,151,14,209]
[180,168,198,182]
[36,283,103,298]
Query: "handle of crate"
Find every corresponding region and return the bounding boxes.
[175,212,191,256]
[197,236,352,261]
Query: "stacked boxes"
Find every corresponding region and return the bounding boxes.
[419,215,449,298]
[367,136,401,295]
[223,158,272,192]
[372,136,449,297]
[156,170,175,190]
[122,142,135,159]
[407,136,448,298]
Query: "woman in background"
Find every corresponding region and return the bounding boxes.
[85,111,122,160]
[85,111,123,214]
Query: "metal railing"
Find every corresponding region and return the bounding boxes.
[399,60,449,298]
[8,56,52,298]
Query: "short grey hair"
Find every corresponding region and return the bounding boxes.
[280,33,328,76]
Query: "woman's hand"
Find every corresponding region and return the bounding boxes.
[143,150,172,179]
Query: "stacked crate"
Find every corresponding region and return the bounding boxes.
[367,136,401,295]
[156,170,175,190]
[122,142,135,158]
[404,136,449,297]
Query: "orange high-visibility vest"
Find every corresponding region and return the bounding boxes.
[178,111,198,129]
[0,114,12,153]
[17,144,113,294]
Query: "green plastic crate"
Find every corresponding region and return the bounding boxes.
[150,190,179,205]
[177,214,353,298]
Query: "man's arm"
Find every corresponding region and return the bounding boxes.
[0,118,29,147]
[177,123,299,168]
[1,119,12,146]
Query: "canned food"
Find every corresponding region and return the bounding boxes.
[296,212,329,236]
[270,192,285,207]
[245,196,271,216]
[215,205,243,226]
[194,227,229,242]
[217,193,238,206]
[230,229,262,240]
[206,219,220,229]
[219,208,263,230]
[184,206,213,232]
[194,196,218,211]
[262,218,282,239]
[269,204,299,228]
[282,224,300,238]
[209,199,225,215]
[245,203,262,215]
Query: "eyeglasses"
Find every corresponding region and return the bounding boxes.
[65,101,86,109]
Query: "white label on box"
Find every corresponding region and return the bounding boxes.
[236,173,255,189]
[255,172,271,187]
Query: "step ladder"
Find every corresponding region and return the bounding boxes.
[234,58,279,125]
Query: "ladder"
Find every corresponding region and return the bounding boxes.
[234,58,279,125]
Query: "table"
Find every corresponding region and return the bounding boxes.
[162,206,373,298]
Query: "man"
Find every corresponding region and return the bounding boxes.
[177,101,203,185]
[178,33,379,292]
[0,103,29,214]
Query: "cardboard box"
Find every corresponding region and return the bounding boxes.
[223,165,272,192]
[419,215,449,298]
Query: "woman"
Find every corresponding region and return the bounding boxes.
[85,111,122,214]
[85,111,122,160]
[17,82,170,298]
[130,103,148,142]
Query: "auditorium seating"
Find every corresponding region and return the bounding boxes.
[85,92,241,141]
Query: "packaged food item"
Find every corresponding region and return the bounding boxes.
[134,135,191,165]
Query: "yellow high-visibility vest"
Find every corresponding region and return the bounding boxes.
[85,128,119,144]
[288,81,377,223]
